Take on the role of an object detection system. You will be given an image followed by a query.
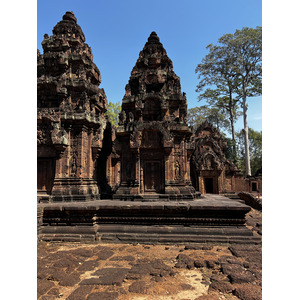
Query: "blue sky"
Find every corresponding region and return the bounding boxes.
[37,0,262,132]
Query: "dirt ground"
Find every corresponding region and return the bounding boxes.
[37,208,261,300]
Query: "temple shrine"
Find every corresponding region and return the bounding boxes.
[113,31,196,200]
[37,12,261,244]
[190,122,262,195]
[190,121,239,194]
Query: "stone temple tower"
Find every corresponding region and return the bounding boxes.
[37,11,108,202]
[114,32,197,200]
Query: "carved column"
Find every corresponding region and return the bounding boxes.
[140,163,144,194]
[186,151,191,184]
[164,147,172,183]
[135,150,140,193]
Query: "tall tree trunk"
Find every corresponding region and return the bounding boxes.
[230,116,235,141]
[242,94,251,176]
[216,116,219,131]
[229,109,236,162]
[228,92,236,141]
[229,91,237,161]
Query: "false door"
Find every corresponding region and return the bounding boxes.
[143,161,163,193]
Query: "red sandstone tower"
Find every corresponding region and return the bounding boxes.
[114,32,196,200]
[37,12,108,202]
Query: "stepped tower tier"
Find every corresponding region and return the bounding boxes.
[37,11,108,202]
[114,32,197,200]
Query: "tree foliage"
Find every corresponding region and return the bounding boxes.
[195,40,241,142]
[187,106,231,134]
[236,128,262,176]
[224,137,238,162]
[105,101,121,127]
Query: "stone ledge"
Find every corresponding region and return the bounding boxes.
[37,194,258,244]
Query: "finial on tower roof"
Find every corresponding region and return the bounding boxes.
[148,31,160,43]
[63,11,77,23]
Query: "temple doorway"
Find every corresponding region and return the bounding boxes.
[143,161,163,193]
[37,158,55,195]
[204,177,214,193]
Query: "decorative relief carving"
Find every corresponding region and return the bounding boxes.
[70,154,77,176]
[175,160,181,180]
[128,111,134,123]
[51,122,69,146]
[119,111,126,125]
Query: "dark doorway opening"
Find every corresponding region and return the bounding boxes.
[252,182,257,192]
[204,177,213,193]
[190,164,198,191]
[97,121,113,197]
[37,158,55,195]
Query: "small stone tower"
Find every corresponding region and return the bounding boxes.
[190,121,239,194]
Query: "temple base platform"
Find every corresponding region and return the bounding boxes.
[38,194,261,244]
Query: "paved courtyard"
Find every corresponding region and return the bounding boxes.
[37,208,261,300]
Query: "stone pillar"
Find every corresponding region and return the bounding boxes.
[87,128,92,179]
[135,150,140,193]
[186,144,193,186]
[106,154,112,186]
[199,176,204,194]
[54,153,63,179]
[231,174,236,192]
[140,163,144,194]
[217,173,221,194]
[164,151,171,184]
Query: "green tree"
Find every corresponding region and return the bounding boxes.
[195,45,241,143]
[224,137,238,163]
[187,106,205,129]
[236,128,262,176]
[221,27,262,176]
[105,101,121,127]
[195,27,262,176]
[187,105,231,134]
